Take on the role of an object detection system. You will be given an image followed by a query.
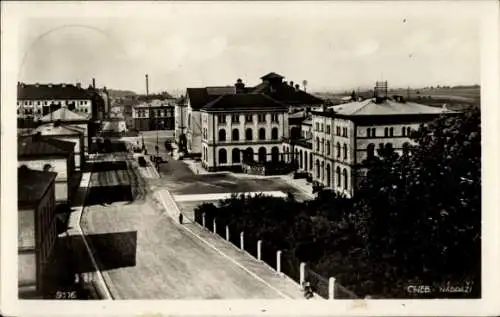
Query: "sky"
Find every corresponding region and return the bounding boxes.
[15,1,482,95]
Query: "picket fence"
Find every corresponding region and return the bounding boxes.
[197,212,359,300]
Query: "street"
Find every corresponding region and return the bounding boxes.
[80,140,305,299]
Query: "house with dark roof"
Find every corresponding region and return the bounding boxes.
[285,81,457,197]
[18,166,58,298]
[177,73,324,155]
[18,133,76,204]
[199,93,289,172]
[132,98,175,131]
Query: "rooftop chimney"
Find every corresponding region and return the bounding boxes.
[290,81,294,87]
[295,84,300,91]
[235,78,245,93]
[145,74,149,97]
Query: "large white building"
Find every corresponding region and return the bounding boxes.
[199,93,289,171]
[286,82,455,197]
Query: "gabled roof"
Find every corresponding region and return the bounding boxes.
[35,124,83,136]
[329,98,455,116]
[186,87,236,110]
[40,107,90,122]
[18,166,57,205]
[261,72,284,80]
[251,81,324,105]
[18,134,75,157]
[18,83,93,100]
[201,93,288,111]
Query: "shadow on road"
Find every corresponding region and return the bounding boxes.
[85,185,134,206]
[88,161,128,173]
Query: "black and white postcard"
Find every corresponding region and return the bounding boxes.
[1,1,499,316]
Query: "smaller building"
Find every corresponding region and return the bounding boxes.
[18,134,75,204]
[132,99,175,131]
[18,166,58,298]
[34,123,85,170]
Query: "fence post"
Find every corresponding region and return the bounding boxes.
[300,262,306,287]
[213,218,217,234]
[276,250,282,273]
[202,213,206,228]
[257,240,262,260]
[328,277,336,300]
[240,232,244,250]
[225,225,230,241]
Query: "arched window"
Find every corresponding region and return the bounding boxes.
[299,150,303,168]
[259,128,266,140]
[343,143,347,159]
[271,147,279,162]
[315,160,320,178]
[389,127,394,137]
[406,127,412,137]
[245,128,253,141]
[316,137,320,151]
[384,127,389,137]
[321,138,324,153]
[326,164,331,187]
[326,141,331,155]
[218,148,227,164]
[244,147,254,162]
[366,127,371,137]
[336,166,341,187]
[371,128,376,137]
[271,127,279,140]
[367,143,375,159]
[219,129,226,142]
[232,129,239,141]
[336,142,341,157]
[258,147,267,162]
[309,152,313,170]
[232,148,241,163]
[401,126,406,136]
[343,168,348,190]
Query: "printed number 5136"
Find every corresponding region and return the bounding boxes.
[55,291,77,299]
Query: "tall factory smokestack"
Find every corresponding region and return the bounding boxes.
[145,74,149,97]
[92,78,96,89]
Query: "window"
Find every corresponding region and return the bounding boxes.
[316,137,320,151]
[271,114,279,123]
[407,127,412,137]
[258,147,267,162]
[218,149,227,164]
[367,128,371,137]
[320,124,324,132]
[389,127,394,137]
[371,128,376,137]
[258,114,266,123]
[343,168,348,190]
[219,129,226,142]
[232,129,239,141]
[315,123,319,132]
[271,127,279,140]
[245,128,253,141]
[402,127,406,136]
[343,143,347,159]
[232,148,241,163]
[231,114,240,123]
[367,143,375,159]
[326,125,331,134]
[336,126,341,136]
[336,167,341,187]
[336,142,341,157]
[245,114,253,123]
[326,141,331,155]
[321,138,324,153]
[259,128,266,140]
[384,127,389,137]
[218,115,226,124]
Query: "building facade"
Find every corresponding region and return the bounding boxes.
[18,134,75,204]
[200,93,289,171]
[132,99,175,131]
[289,83,455,197]
[18,166,57,298]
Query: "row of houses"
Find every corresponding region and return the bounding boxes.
[175,74,454,197]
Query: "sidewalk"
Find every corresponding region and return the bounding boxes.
[182,159,231,176]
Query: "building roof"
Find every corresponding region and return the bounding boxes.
[261,72,285,80]
[35,123,83,136]
[18,83,92,100]
[40,107,90,122]
[328,98,454,116]
[18,166,57,205]
[133,99,176,108]
[251,81,324,105]
[186,87,237,110]
[18,134,75,157]
[201,93,288,111]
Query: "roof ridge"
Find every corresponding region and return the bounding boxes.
[350,98,375,115]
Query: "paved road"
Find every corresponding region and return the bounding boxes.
[80,141,303,299]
